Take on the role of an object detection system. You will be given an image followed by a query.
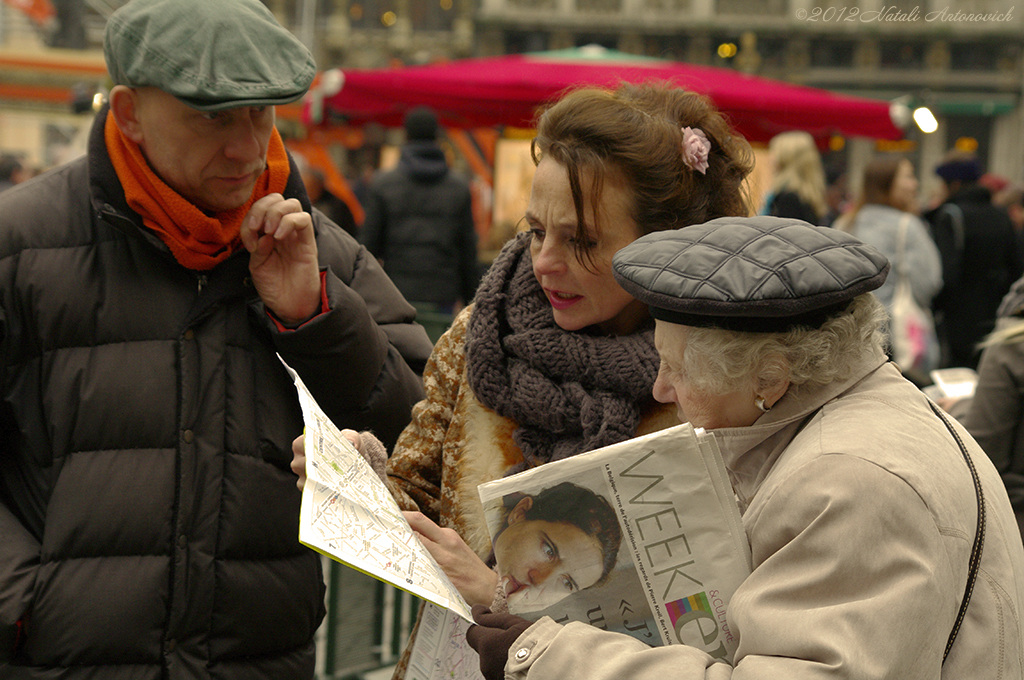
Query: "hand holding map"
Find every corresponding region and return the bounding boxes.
[284,358,473,622]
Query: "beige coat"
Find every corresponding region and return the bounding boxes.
[501,354,1024,679]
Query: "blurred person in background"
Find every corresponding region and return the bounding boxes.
[360,106,481,317]
[959,273,1024,542]
[822,162,849,226]
[760,130,828,225]
[979,172,1011,200]
[0,156,29,193]
[994,183,1024,253]
[296,155,358,238]
[834,155,942,381]
[924,150,1023,370]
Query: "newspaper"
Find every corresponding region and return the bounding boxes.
[924,367,978,400]
[478,423,751,664]
[285,359,473,622]
[407,602,483,680]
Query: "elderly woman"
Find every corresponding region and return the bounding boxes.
[467,216,1024,679]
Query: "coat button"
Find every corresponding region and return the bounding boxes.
[183,329,194,341]
[514,647,530,662]
[182,430,194,444]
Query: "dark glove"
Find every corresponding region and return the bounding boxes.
[466,604,534,680]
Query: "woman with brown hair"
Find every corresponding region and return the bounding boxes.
[294,81,754,679]
[834,155,943,377]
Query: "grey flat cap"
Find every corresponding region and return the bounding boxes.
[104,0,316,111]
[612,216,890,333]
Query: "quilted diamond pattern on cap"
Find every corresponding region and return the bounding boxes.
[613,216,890,321]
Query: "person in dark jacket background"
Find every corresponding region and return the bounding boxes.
[0,0,432,677]
[360,106,481,321]
[925,150,1023,370]
[958,275,1024,541]
[0,155,28,193]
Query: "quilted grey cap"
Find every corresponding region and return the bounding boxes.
[612,216,890,333]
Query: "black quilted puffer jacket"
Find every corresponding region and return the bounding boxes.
[0,107,432,679]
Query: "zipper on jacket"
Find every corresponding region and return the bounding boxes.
[197,274,208,294]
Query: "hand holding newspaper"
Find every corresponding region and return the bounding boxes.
[478,422,751,664]
[284,358,473,622]
[411,423,752,680]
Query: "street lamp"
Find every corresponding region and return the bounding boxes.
[890,94,937,134]
[913,106,938,134]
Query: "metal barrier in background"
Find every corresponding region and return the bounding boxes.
[411,302,455,345]
[317,558,422,680]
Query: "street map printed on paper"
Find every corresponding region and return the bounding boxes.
[285,359,472,621]
[407,602,484,680]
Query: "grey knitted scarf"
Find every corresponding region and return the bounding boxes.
[465,232,660,475]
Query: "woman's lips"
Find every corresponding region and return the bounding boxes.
[545,289,582,311]
[503,575,526,596]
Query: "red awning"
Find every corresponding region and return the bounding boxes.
[3,0,55,26]
[304,47,904,143]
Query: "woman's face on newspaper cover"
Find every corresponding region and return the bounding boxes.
[493,496,605,613]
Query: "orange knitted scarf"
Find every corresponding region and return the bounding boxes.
[104,113,290,270]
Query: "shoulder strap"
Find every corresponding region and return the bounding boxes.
[895,214,912,276]
[928,400,985,663]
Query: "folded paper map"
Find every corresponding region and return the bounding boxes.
[284,359,473,622]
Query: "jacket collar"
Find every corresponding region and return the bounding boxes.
[709,349,890,511]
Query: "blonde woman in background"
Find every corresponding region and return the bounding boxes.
[761,130,828,225]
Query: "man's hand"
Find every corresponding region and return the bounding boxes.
[291,430,378,491]
[241,193,321,324]
[466,605,534,680]
[405,511,500,606]
[291,435,308,491]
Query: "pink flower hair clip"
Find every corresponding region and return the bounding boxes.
[681,127,711,175]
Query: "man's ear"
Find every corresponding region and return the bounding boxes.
[108,85,144,144]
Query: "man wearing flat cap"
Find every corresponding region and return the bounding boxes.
[0,0,433,677]
[925,149,1023,370]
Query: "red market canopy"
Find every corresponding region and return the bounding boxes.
[304,47,904,143]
